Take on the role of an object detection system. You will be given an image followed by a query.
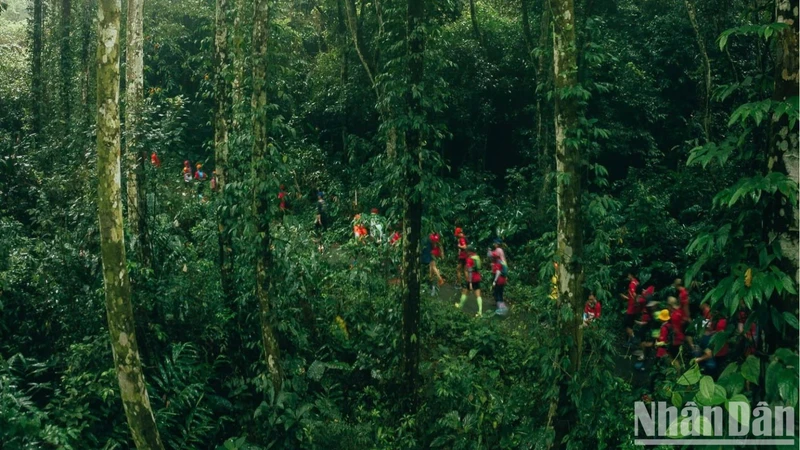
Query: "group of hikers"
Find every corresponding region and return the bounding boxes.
[613,273,757,379]
[170,164,755,371]
[342,212,511,317]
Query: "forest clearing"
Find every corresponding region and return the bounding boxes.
[0,0,799,448]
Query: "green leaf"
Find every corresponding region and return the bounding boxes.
[778,369,799,407]
[677,365,702,385]
[672,392,683,408]
[783,312,799,330]
[741,355,760,384]
[765,361,780,400]
[700,376,715,399]
[775,348,799,368]
[718,372,745,397]
[725,394,751,427]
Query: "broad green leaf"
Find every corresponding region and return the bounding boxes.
[741,355,760,384]
[677,365,702,385]
[700,376,715,399]
[783,312,799,330]
[765,361,780,400]
[725,394,751,427]
[672,392,683,408]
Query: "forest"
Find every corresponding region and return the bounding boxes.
[0,0,799,447]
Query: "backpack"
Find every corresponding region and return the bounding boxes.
[500,261,509,276]
[469,254,481,270]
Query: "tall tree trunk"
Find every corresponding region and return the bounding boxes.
[81,0,94,128]
[60,0,72,127]
[341,0,398,157]
[549,0,584,446]
[684,0,712,142]
[231,0,247,129]
[535,2,551,169]
[32,0,43,142]
[468,0,484,48]
[125,0,150,268]
[402,0,424,412]
[215,0,234,304]
[520,0,534,58]
[96,0,164,448]
[771,0,799,282]
[251,0,282,392]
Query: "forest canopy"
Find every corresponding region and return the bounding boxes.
[0,0,798,448]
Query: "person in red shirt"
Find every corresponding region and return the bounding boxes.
[620,272,640,344]
[278,184,288,212]
[429,232,445,286]
[491,250,508,315]
[455,228,468,286]
[673,278,691,319]
[694,312,730,377]
[583,293,601,326]
[667,296,686,361]
[456,247,483,317]
[150,152,161,168]
[655,309,673,360]
[737,305,757,357]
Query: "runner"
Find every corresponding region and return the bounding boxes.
[150,152,161,168]
[693,309,729,378]
[583,293,601,326]
[455,228,468,286]
[491,250,508,315]
[368,208,387,243]
[456,246,483,317]
[429,232,445,287]
[314,192,327,252]
[667,296,686,364]
[620,272,640,345]
[278,184,289,212]
[183,160,193,183]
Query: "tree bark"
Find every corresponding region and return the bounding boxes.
[402,0,424,412]
[771,0,799,282]
[60,0,72,127]
[549,0,584,446]
[125,0,150,268]
[96,0,164,448]
[520,0,534,58]
[684,0,712,142]
[468,0,484,48]
[32,0,43,142]
[81,0,94,128]
[251,0,283,392]
[341,0,398,158]
[215,0,234,304]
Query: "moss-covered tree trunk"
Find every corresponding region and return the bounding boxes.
[32,0,43,142]
[96,0,164,447]
[549,0,584,446]
[124,0,151,268]
[402,0,424,412]
[772,0,799,283]
[684,0,711,141]
[81,0,94,129]
[60,0,72,127]
[251,0,282,392]
[215,0,234,304]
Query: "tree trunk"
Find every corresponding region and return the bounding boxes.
[549,0,584,446]
[684,0,712,142]
[81,0,94,128]
[215,0,234,304]
[468,0,484,48]
[771,0,799,282]
[341,0,398,158]
[96,0,164,448]
[520,0,533,58]
[32,0,43,142]
[402,0,424,412]
[251,0,282,392]
[231,0,247,129]
[125,0,150,268]
[535,2,551,172]
[60,0,72,127]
